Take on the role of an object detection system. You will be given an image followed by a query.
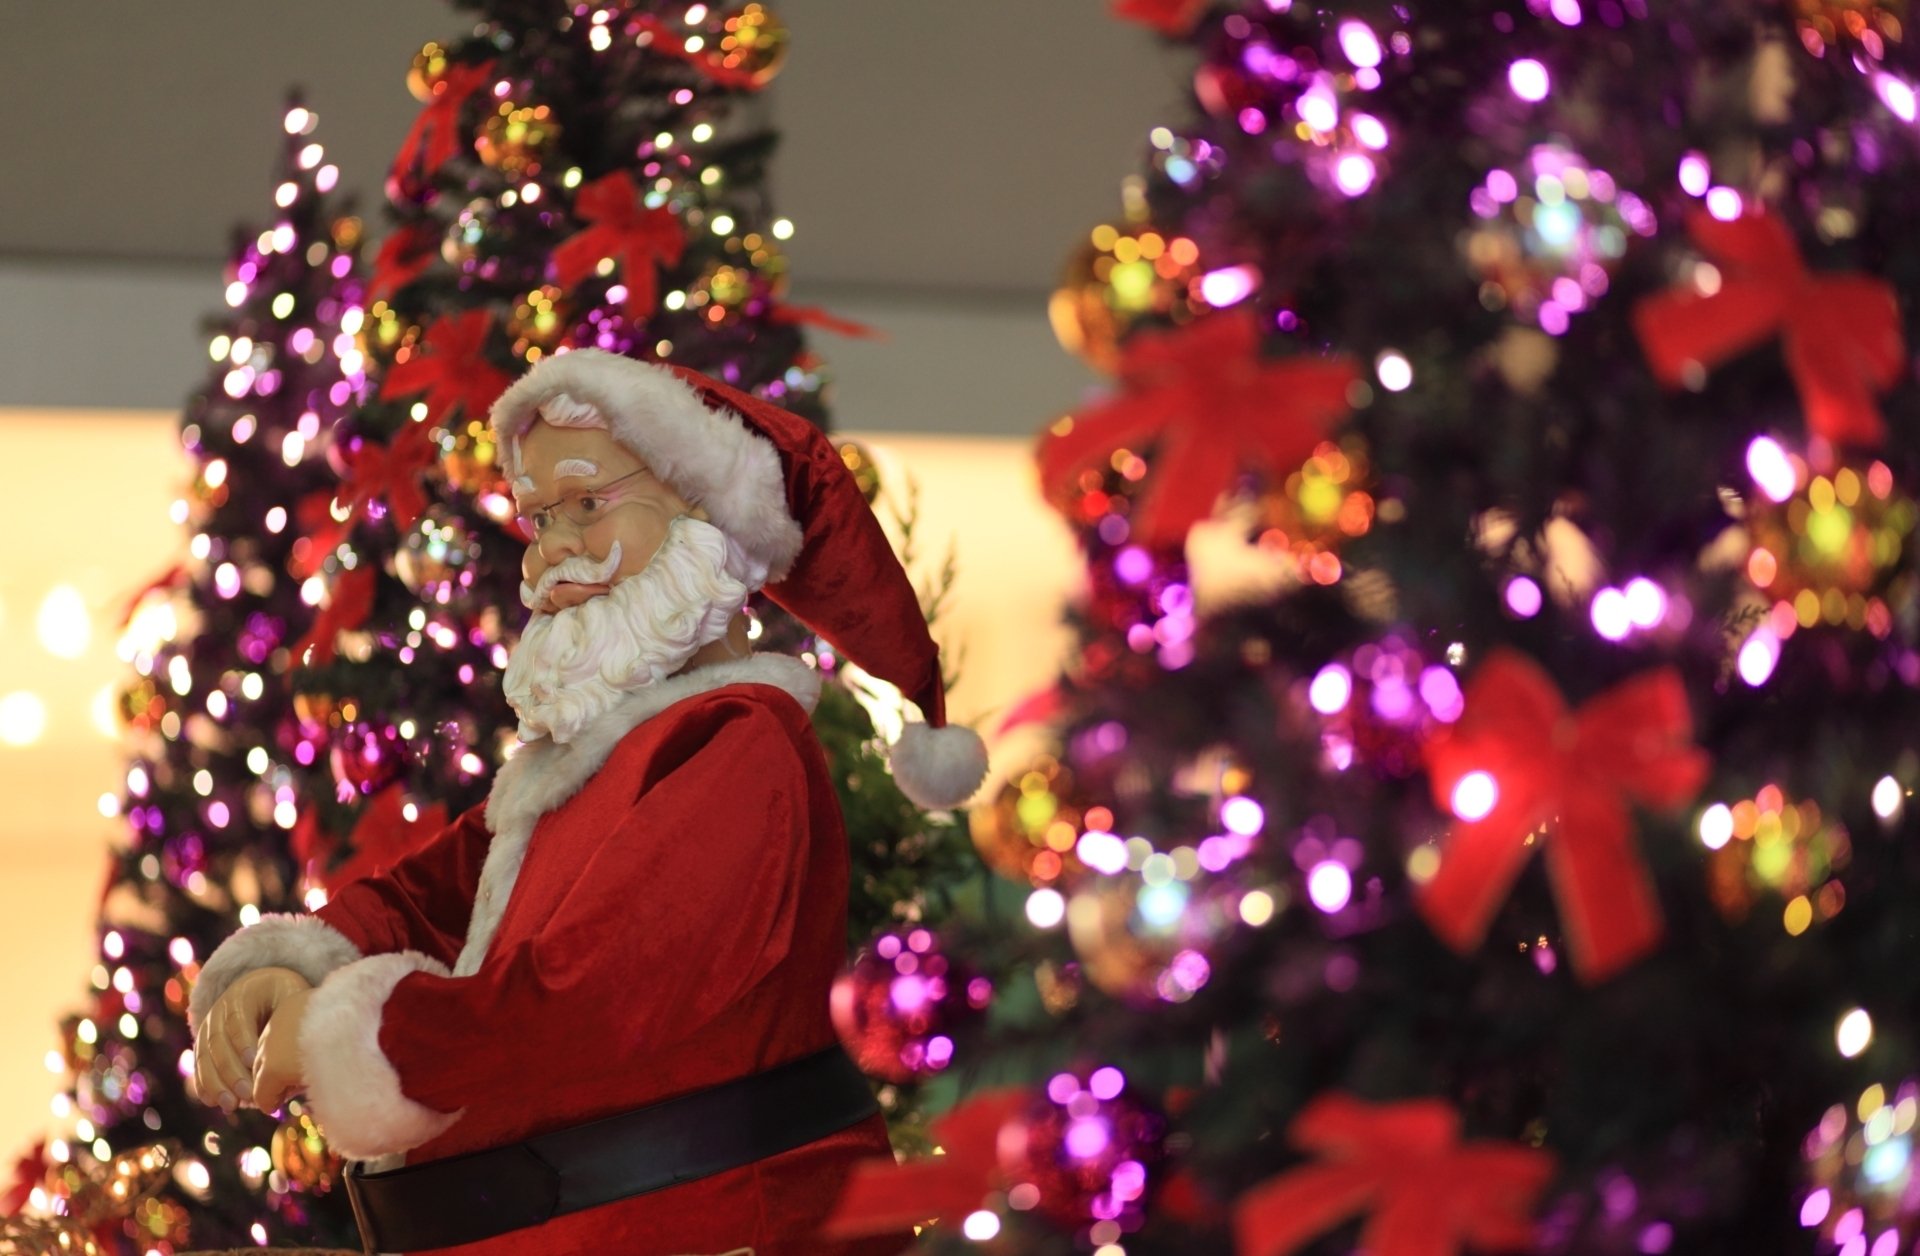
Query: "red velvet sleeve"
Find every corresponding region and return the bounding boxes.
[370,697,812,1114]
[314,802,493,968]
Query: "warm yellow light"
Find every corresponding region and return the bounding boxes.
[0,692,48,746]
[91,686,118,740]
[37,585,91,659]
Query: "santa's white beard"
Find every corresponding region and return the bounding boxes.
[502,517,765,745]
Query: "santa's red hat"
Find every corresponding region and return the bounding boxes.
[489,347,987,810]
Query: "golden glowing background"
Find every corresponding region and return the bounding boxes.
[0,411,1077,1158]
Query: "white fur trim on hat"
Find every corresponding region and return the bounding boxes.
[489,349,805,581]
[890,721,989,810]
[299,951,463,1160]
[188,913,362,1037]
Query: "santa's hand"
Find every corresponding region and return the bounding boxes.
[251,985,313,1112]
[192,966,309,1112]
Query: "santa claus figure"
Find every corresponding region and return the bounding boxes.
[187,350,987,1255]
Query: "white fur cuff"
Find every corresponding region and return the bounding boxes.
[188,914,362,1036]
[890,721,989,810]
[299,951,463,1160]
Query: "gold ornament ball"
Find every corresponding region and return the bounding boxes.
[835,439,883,505]
[442,198,499,270]
[395,509,482,603]
[1794,0,1904,57]
[475,102,560,178]
[329,215,364,254]
[1049,223,1199,373]
[119,676,166,733]
[968,754,1091,888]
[1065,877,1232,1004]
[272,1108,343,1194]
[508,285,569,360]
[293,691,357,730]
[1744,458,1915,633]
[436,415,508,498]
[407,41,451,102]
[719,4,790,85]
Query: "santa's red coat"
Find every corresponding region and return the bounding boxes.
[192,656,909,1255]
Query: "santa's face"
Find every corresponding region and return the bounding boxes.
[513,420,697,613]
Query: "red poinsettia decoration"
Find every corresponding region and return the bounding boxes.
[822,1090,1028,1237]
[367,220,441,305]
[391,60,496,185]
[293,566,378,667]
[1419,650,1708,982]
[1036,310,1359,547]
[1236,1093,1555,1256]
[379,309,515,428]
[1632,207,1905,448]
[297,786,448,891]
[1113,0,1212,35]
[552,171,687,321]
[632,16,771,90]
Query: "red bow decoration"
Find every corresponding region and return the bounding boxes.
[1632,208,1906,448]
[379,309,514,427]
[335,419,438,532]
[1113,0,1211,34]
[116,563,188,629]
[298,787,448,891]
[3,1140,44,1215]
[1420,650,1708,982]
[290,490,354,580]
[367,221,440,305]
[822,1090,1028,1238]
[1236,1094,1555,1256]
[392,61,495,184]
[768,302,884,340]
[1036,311,1359,547]
[552,172,687,320]
[294,566,378,666]
[631,16,769,90]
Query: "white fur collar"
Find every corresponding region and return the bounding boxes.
[455,654,820,976]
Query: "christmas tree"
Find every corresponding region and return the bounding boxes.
[822,2,1920,1254]
[3,98,367,1252]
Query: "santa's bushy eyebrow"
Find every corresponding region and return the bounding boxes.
[553,458,600,479]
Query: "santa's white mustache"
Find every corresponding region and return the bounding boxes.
[521,540,624,611]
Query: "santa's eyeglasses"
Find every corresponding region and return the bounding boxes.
[518,466,653,537]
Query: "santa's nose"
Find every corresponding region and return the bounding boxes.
[534,524,588,566]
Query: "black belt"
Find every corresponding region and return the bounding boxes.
[344,1046,879,1253]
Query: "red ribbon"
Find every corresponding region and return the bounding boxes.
[768,302,884,340]
[367,221,440,305]
[1420,650,1708,982]
[552,171,687,321]
[996,682,1068,736]
[335,419,437,532]
[379,309,514,427]
[1236,1094,1555,1256]
[302,787,448,891]
[1632,208,1905,448]
[1036,310,1358,546]
[290,490,353,580]
[3,1140,44,1215]
[1112,0,1211,34]
[116,563,188,629]
[294,566,377,666]
[391,61,494,184]
[821,1090,1028,1238]
[631,16,770,90]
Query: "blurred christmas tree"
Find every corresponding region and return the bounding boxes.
[3,98,368,1253]
[822,2,1920,1254]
